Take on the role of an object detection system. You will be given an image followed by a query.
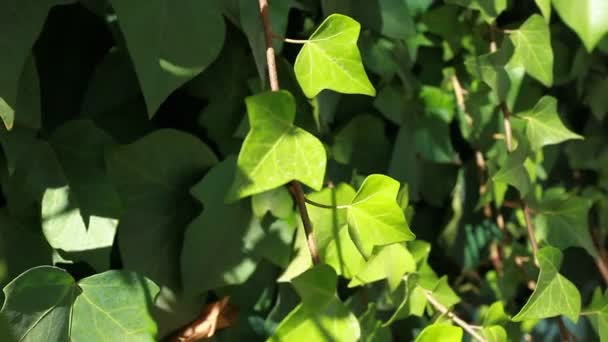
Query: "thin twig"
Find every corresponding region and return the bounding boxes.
[555,317,573,342]
[304,197,350,210]
[522,203,539,256]
[289,182,320,264]
[258,0,320,265]
[499,102,514,153]
[591,227,608,284]
[270,32,308,44]
[424,290,487,342]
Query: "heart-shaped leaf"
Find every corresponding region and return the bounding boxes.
[552,0,608,51]
[510,15,553,86]
[228,90,326,200]
[294,14,375,98]
[512,246,581,322]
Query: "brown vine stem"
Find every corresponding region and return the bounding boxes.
[592,227,608,284]
[424,290,487,342]
[258,0,320,265]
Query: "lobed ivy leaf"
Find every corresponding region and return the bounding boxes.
[269,265,360,342]
[552,0,608,52]
[482,326,508,342]
[534,189,597,259]
[518,96,582,151]
[106,129,218,287]
[228,90,326,201]
[512,246,581,322]
[252,187,294,220]
[347,174,415,258]
[359,304,392,342]
[348,243,416,290]
[414,324,463,342]
[585,288,608,341]
[492,143,531,196]
[294,14,376,98]
[1,266,159,341]
[181,158,262,295]
[534,0,551,21]
[510,15,553,87]
[0,0,72,130]
[109,0,225,116]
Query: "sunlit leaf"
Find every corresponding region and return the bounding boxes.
[552,0,608,51]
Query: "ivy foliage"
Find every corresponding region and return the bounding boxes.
[0,0,607,341]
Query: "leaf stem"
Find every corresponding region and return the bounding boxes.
[424,290,487,342]
[258,0,320,265]
[303,197,350,210]
[271,32,308,44]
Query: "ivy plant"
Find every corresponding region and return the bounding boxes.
[0,0,607,341]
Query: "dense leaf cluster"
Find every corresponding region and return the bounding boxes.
[0,0,607,341]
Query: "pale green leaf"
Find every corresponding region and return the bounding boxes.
[1,266,77,341]
[431,276,461,309]
[534,0,551,21]
[348,243,416,290]
[228,90,326,200]
[269,265,360,342]
[106,129,218,287]
[585,288,608,341]
[492,143,531,196]
[414,324,463,342]
[347,174,415,258]
[109,0,225,115]
[510,15,553,86]
[294,14,375,98]
[512,246,581,322]
[552,0,608,51]
[252,187,294,219]
[519,96,582,151]
[181,158,262,295]
[483,326,508,342]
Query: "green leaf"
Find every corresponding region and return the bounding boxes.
[71,270,160,341]
[534,0,551,21]
[252,187,294,219]
[294,14,376,98]
[1,266,77,341]
[431,276,461,309]
[482,326,508,342]
[181,158,262,294]
[0,0,71,130]
[492,143,531,196]
[269,265,360,342]
[106,129,218,287]
[359,304,392,342]
[512,246,581,322]
[414,324,463,342]
[584,77,608,121]
[347,174,415,258]
[1,266,160,341]
[518,96,582,151]
[585,288,608,341]
[228,91,326,200]
[510,15,553,87]
[552,0,608,51]
[534,189,597,258]
[348,243,416,290]
[109,0,225,116]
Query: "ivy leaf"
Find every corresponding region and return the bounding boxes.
[109,0,225,116]
[482,326,508,342]
[228,91,326,201]
[518,96,582,151]
[1,266,77,341]
[106,129,218,287]
[534,0,551,21]
[534,189,597,258]
[585,288,608,341]
[71,270,160,341]
[552,0,608,51]
[0,0,71,130]
[181,158,262,295]
[294,14,376,98]
[446,0,507,22]
[348,243,416,290]
[492,143,531,196]
[510,15,553,87]
[359,304,392,342]
[1,266,160,341]
[252,187,294,219]
[347,174,416,258]
[269,265,360,342]
[512,246,581,322]
[414,324,463,342]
